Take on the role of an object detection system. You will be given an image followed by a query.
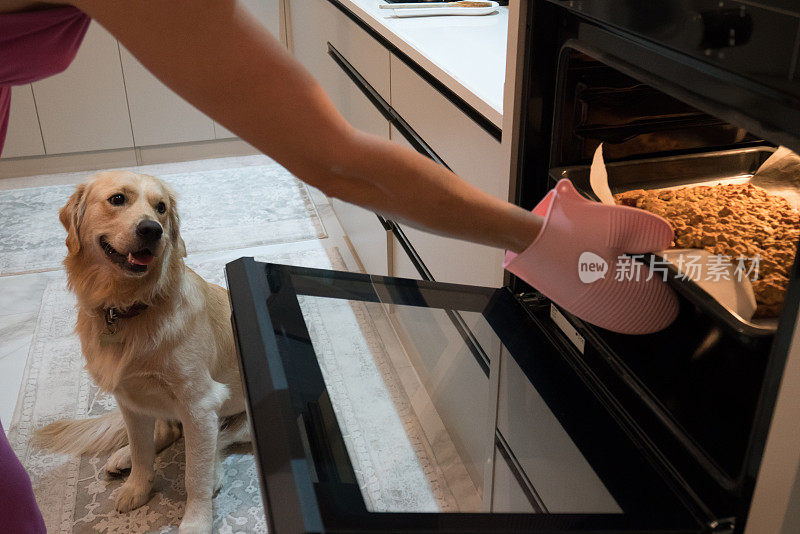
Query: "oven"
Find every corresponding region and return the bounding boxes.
[226,1,800,533]
[513,0,800,531]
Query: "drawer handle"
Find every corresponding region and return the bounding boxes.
[326,42,449,168]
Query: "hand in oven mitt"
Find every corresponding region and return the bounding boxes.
[505,179,678,335]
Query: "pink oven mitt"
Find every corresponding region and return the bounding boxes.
[505,179,678,334]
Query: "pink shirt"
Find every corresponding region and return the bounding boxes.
[0,6,90,155]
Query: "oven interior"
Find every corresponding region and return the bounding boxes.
[550,50,765,165]
[517,46,800,516]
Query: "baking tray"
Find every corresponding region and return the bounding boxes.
[550,146,782,339]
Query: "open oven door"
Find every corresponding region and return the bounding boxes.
[226,258,713,534]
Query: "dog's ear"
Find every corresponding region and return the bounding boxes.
[167,187,187,258]
[59,183,88,255]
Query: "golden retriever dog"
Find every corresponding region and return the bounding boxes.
[34,171,248,533]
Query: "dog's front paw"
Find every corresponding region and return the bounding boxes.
[105,445,132,477]
[114,477,152,512]
[178,509,213,534]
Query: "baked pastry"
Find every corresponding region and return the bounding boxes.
[615,182,800,317]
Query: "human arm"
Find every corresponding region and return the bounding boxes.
[61,0,678,334]
[69,0,541,253]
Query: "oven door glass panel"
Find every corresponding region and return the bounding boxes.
[496,345,622,514]
[387,304,496,496]
[226,258,704,533]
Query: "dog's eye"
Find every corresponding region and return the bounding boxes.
[156,202,166,214]
[108,194,125,206]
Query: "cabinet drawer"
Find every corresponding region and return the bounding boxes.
[333,198,389,275]
[327,2,390,101]
[290,0,389,102]
[327,34,391,276]
[389,125,504,287]
[497,348,622,514]
[392,222,504,287]
[390,55,505,200]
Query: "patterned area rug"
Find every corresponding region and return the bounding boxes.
[9,246,457,533]
[0,162,325,276]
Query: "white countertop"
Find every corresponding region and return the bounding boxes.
[335,0,508,129]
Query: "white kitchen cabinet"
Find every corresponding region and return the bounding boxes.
[390,56,506,199]
[213,123,237,140]
[289,0,389,101]
[119,0,289,147]
[1,85,45,159]
[290,0,391,276]
[326,6,390,101]
[32,22,133,155]
[288,0,505,283]
[329,75,391,275]
[241,0,283,42]
[6,1,284,155]
[288,0,335,89]
[390,56,506,286]
[389,124,504,286]
[289,1,505,282]
[119,47,215,147]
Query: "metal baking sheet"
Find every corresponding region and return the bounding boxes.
[550,146,783,338]
[553,146,776,194]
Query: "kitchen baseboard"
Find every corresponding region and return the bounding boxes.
[136,138,258,166]
[0,138,258,180]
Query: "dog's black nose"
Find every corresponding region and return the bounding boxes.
[136,220,163,241]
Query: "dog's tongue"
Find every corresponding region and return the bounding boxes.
[128,251,154,266]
